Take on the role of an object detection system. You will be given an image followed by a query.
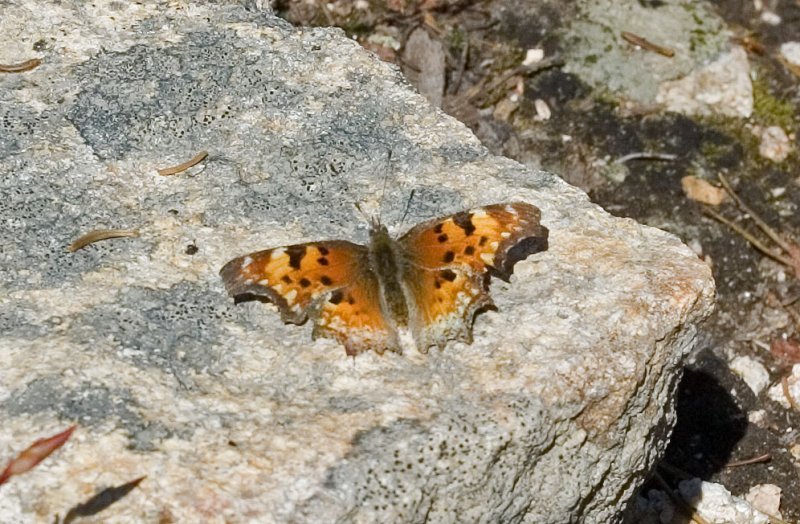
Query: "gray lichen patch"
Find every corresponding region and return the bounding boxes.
[0,103,52,156]
[69,282,235,373]
[0,148,146,288]
[66,33,252,160]
[1,376,171,451]
[302,399,559,522]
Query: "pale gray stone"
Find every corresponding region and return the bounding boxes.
[0,1,714,523]
[563,0,730,106]
[656,46,753,118]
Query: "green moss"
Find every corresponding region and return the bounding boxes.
[585,54,599,65]
[448,26,466,54]
[689,29,707,52]
[752,78,795,130]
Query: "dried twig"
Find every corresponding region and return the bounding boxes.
[782,375,799,412]
[615,152,677,164]
[0,58,42,73]
[157,150,208,176]
[702,207,794,267]
[67,229,139,252]
[718,173,795,255]
[707,173,800,278]
[725,453,771,467]
[468,57,563,107]
[732,34,766,55]
[621,31,675,57]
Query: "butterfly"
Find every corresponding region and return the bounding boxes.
[219,202,548,356]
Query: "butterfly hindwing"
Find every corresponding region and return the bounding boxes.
[398,202,548,279]
[220,241,398,355]
[313,272,399,356]
[402,264,491,352]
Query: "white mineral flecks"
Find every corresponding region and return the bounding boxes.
[657,46,753,118]
[752,125,793,162]
[730,355,770,395]
[679,479,771,524]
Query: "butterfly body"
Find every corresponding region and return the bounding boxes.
[220,202,548,356]
[367,223,411,331]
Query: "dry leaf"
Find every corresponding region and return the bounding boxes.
[681,175,727,205]
[771,338,800,364]
[0,426,76,485]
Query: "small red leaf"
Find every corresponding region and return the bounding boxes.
[0,425,76,485]
[771,338,800,364]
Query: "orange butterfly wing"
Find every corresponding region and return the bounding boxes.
[399,202,548,277]
[398,202,548,352]
[401,265,491,351]
[219,241,398,355]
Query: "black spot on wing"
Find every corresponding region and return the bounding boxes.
[318,257,329,265]
[318,246,329,255]
[464,246,475,255]
[282,275,292,284]
[453,212,476,236]
[299,278,311,288]
[437,234,448,243]
[320,275,333,286]
[434,223,443,234]
[329,290,343,304]
[443,251,455,263]
[440,269,457,282]
[286,245,307,270]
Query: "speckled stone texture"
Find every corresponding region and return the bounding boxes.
[0,2,714,523]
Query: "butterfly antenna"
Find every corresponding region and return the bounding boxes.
[354,202,370,224]
[398,188,416,229]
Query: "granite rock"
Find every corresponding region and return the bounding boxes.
[0,2,714,522]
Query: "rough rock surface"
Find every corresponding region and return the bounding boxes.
[0,2,714,523]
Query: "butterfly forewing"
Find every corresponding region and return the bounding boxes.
[398,202,548,279]
[220,240,398,355]
[220,241,365,322]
